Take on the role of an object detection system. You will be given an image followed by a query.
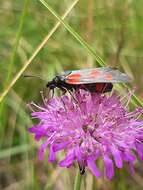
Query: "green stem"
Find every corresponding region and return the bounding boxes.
[92,176,96,190]
[74,170,82,190]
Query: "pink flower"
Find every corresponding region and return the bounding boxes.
[28,90,143,179]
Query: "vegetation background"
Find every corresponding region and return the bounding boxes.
[0,0,143,189]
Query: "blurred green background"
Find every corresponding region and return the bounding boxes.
[0,0,143,189]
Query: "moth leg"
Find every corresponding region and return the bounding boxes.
[46,87,51,100]
[78,84,89,92]
[101,83,108,93]
[51,88,55,98]
[102,83,113,93]
[60,87,78,107]
[59,87,68,111]
[61,87,67,95]
[60,98,67,111]
[67,89,78,104]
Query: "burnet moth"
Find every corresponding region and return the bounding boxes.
[46,67,131,94]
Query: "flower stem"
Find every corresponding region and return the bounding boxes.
[74,170,82,190]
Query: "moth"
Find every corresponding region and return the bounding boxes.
[46,67,131,94]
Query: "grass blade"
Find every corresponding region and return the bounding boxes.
[0,0,79,103]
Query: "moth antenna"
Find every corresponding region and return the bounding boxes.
[22,74,46,81]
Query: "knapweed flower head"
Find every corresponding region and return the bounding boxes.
[28,90,143,179]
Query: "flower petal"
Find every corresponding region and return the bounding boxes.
[48,146,56,162]
[59,149,75,167]
[111,146,123,168]
[38,148,44,160]
[135,142,143,160]
[103,155,114,180]
[122,151,136,162]
[52,142,69,152]
[87,159,101,178]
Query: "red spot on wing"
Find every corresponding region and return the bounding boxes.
[67,78,80,84]
[66,73,81,84]
[104,74,113,80]
[90,70,101,78]
[95,83,104,92]
[67,73,81,79]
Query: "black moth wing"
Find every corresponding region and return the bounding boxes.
[64,67,131,84]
